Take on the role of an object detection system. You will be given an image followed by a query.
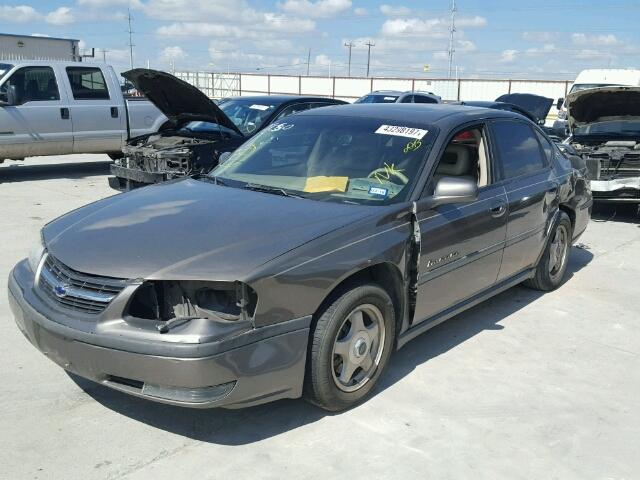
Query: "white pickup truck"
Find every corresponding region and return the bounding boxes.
[0,61,166,162]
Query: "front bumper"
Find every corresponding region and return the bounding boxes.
[591,177,640,203]
[108,164,167,191]
[8,262,311,409]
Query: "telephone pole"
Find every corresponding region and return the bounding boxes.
[344,41,354,77]
[100,48,109,62]
[365,41,375,77]
[306,48,311,76]
[127,8,134,70]
[447,0,456,78]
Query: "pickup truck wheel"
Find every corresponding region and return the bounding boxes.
[107,152,124,160]
[525,211,572,291]
[304,284,395,411]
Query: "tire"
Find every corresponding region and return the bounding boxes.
[304,283,395,411]
[107,152,124,160]
[524,211,572,291]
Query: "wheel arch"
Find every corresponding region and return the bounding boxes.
[311,262,406,339]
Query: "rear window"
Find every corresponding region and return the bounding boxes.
[492,120,547,179]
[66,67,110,100]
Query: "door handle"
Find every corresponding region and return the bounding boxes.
[60,107,69,119]
[110,107,119,118]
[489,202,507,217]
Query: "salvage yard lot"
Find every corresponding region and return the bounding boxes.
[1,155,639,480]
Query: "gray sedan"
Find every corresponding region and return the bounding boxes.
[9,104,591,411]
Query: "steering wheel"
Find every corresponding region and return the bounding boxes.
[367,167,409,185]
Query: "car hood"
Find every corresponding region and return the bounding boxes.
[565,86,640,130]
[122,69,243,136]
[495,93,554,124]
[43,179,371,281]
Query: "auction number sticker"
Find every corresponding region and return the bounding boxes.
[375,125,428,139]
[368,186,389,197]
[250,104,270,111]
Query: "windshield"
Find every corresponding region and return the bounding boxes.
[570,83,622,93]
[180,121,243,138]
[210,115,437,205]
[355,94,399,104]
[0,63,13,82]
[217,99,281,136]
[574,120,640,137]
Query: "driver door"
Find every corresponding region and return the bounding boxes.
[413,125,508,324]
[0,65,73,159]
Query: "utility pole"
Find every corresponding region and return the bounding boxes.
[306,48,311,76]
[344,41,354,77]
[100,48,108,62]
[365,41,375,77]
[127,8,134,70]
[447,0,456,78]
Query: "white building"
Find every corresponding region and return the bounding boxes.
[0,33,80,62]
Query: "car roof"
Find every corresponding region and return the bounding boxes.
[296,103,522,127]
[226,95,345,104]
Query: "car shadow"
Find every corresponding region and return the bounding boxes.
[0,160,111,183]
[69,246,593,446]
[591,203,639,225]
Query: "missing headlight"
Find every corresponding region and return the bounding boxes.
[127,280,257,323]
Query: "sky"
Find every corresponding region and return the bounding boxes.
[1,0,639,79]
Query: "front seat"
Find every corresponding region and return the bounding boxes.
[25,79,40,101]
[433,144,476,184]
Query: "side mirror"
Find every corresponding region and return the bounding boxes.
[556,97,564,110]
[425,176,478,209]
[218,151,232,165]
[0,85,18,106]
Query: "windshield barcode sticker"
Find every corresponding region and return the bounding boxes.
[375,125,428,139]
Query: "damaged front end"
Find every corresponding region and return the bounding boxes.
[109,131,238,191]
[566,86,640,202]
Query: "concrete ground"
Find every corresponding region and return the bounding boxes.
[1,155,639,480]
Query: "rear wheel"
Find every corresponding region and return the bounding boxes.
[304,284,395,411]
[107,152,124,160]
[525,211,572,291]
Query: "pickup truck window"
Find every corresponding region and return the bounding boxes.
[0,63,13,82]
[66,67,110,100]
[0,66,59,103]
[492,120,546,180]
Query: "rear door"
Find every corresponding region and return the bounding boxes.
[489,119,559,281]
[64,66,125,153]
[414,124,508,323]
[0,65,72,158]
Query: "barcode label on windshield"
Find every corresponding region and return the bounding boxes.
[375,125,428,139]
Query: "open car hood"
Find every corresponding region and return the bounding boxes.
[122,69,243,136]
[495,93,554,124]
[565,86,640,130]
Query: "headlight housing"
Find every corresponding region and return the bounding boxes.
[27,233,45,273]
[127,280,258,323]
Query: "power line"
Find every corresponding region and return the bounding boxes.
[365,41,375,77]
[447,0,456,78]
[127,8,134,70]
[344,41,354,77]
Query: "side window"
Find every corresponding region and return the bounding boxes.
[413,94,437,104]
[0,66,59,103]
[491,120,546,180]
[535,130,553,165]
[276,103,310,120]
[66,67,110,100]
[308,102,335,110]
[428,126,490,195]
[399,95,414,103]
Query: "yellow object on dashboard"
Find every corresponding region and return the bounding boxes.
[303,176,349,193]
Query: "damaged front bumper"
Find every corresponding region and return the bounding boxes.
[8,260,310,409]
[591,177,640,203]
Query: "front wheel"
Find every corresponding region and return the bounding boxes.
[525,211,572,291]
[304,284,395,411]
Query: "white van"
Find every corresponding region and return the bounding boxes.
[554,69,640,134]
